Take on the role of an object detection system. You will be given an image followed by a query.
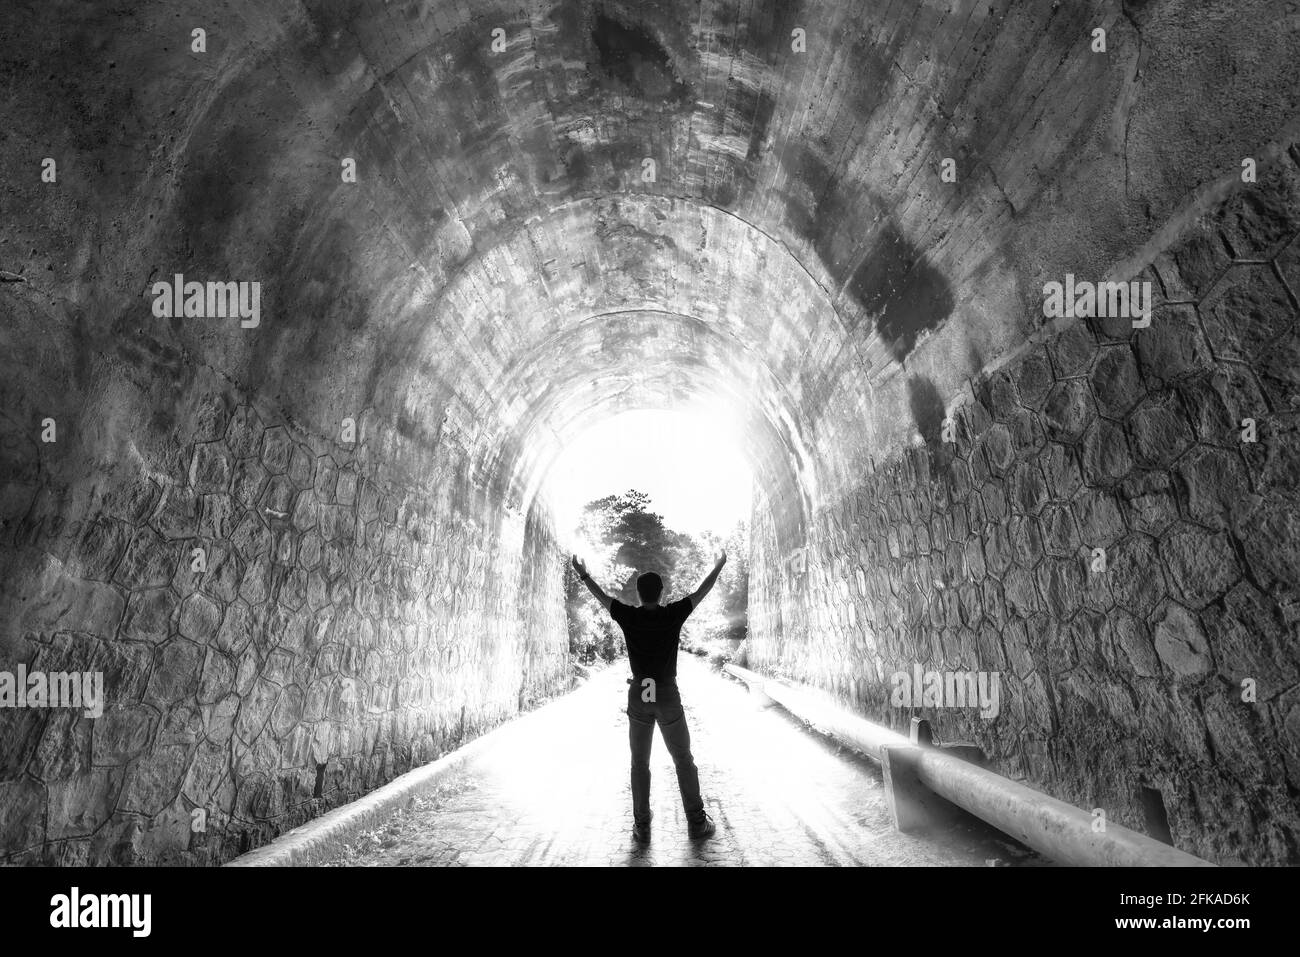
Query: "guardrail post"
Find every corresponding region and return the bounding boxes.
[909,717,933,746]
[879,744,965,834]
[911,716,987,767]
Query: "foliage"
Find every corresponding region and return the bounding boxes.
[565,489,749,665]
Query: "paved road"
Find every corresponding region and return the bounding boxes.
[320,656,1048,867]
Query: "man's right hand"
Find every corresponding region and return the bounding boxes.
[715,549,727,569]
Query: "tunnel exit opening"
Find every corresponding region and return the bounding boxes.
[545,407,754,666]
[547,407,752,549]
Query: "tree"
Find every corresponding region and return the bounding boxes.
[565,489,667,661]
[576,489,682,601]
[565,491,751,666]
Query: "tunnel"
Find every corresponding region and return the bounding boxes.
[1,0,1299,869]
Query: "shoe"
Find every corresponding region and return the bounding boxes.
[633,821,651,844]
[687,812,716,840]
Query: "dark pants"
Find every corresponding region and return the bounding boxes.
[627,677,704,826]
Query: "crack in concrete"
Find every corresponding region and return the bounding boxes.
[987,164,1018,219]
[1119,3,1147,202]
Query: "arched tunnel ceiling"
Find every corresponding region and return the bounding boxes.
[376,197,842,527]
[3,0,1295,534]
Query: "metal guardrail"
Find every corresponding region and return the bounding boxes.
[723,663,1214,867]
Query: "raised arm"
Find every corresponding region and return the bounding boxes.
[572,555,613,610]
[688,550,727,609]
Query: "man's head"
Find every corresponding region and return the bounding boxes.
[636,572,663,604]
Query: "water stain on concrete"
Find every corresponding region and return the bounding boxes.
[591,11,691,104]
[847,222,956,363]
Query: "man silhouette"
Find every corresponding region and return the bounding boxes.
[572,551,728,844]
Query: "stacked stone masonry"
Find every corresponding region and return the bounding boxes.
[0,370,570,865]
[748,147,1300,866]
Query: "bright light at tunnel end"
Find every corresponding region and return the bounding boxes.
[545,406,753,554]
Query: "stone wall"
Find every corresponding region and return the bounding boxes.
[0,350,570,865]
[748,148,1300,865]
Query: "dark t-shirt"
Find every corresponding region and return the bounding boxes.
[609,597,695,681]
